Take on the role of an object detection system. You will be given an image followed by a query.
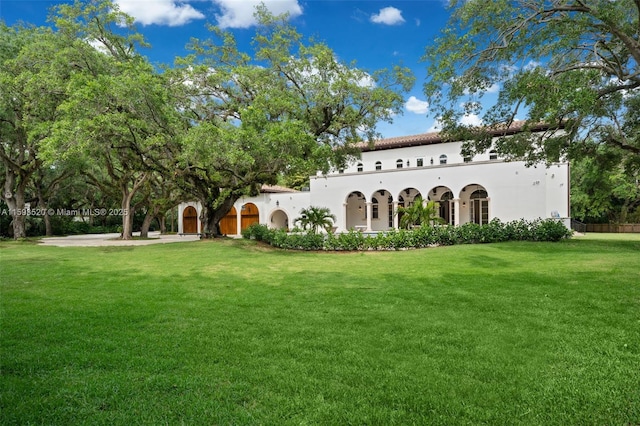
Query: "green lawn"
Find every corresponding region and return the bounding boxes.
[1,235,639,425]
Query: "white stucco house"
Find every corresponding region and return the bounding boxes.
[178,122,570,235]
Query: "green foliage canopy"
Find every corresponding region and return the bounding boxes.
[172,7,414,236]
[424,0,639,166]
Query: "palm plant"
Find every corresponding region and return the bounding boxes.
[396,197,444,229]
[295,206,337,234]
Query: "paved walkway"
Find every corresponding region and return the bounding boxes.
[39,232,201,247]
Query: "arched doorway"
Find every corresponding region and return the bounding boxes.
[439,190,455,225]
[219,206,237,235]
[370,189,393,231]
[241,203,260,231]
[270,210,289,230]
[345,191,367,230]
[397,188,422,228]
[183,206,198,234]
[460,184,489,225]
[470,188,489,224]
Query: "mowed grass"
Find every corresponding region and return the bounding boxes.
[1,235,639,425]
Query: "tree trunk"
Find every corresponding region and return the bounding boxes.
[201,196,238,238]
[120,173,148,240]
[37,193,53,236]
[139,205,159,238]
[3,170,27,239]
[121,191,135,240]
[158,213,166,234]
[43,210,52,236]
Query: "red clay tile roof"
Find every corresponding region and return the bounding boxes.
[358,120,560,152]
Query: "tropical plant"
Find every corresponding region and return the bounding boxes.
[295,206,336,234]
[396,197,444,229]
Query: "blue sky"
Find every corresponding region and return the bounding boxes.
[0,0,489,138]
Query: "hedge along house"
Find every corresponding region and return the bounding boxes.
[178,122,570,235]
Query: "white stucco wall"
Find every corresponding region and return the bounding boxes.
[178,135,570,234]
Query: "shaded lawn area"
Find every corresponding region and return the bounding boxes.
[1,235,639,425]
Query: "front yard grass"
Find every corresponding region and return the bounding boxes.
[1,234,639,424]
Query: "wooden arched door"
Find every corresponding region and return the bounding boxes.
[241,203,259,231]
[183,206,198,234]
[219,207,238,235]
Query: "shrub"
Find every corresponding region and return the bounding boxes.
[335,229,367,251]
[533,219,573,242]
[242,218,571,251]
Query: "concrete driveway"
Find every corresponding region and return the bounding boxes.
[39,232,201,247]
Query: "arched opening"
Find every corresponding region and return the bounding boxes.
[375,161,382,170]
[397,188,422,228]
[219,206,238,235]
[370,189,393,231]
[182,206,198,234]
[270,209,289,230]
[430,186,455,225]
[460,184,489,225]
[470,189,489,224]
[439,154,447,165]
[345,191,367,230]
[357,162,363,172]
[241,203,260,231]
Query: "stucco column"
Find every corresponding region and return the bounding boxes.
[393,202,399,229]
[366,202,372,231]
[236,204,242,235]
[343,203,348,231]
[453,198,460,226]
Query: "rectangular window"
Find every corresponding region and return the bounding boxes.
[372,204,379,219]
[416,158,424,167]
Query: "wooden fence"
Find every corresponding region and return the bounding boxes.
[585,223,640,233]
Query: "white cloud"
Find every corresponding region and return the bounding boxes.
[486,83,500,93]
[370,7,405,25]
[213,0,302,29]
[405,96,429,114]
[523,60,542,71]
[460,113,483,127]
[427,118,443,133]
[115,0,204,26]
[427,113,483,132]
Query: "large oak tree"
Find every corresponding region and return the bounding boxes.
[171,7,414,236]
[423,0,639,167]
[44,0,182,239]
